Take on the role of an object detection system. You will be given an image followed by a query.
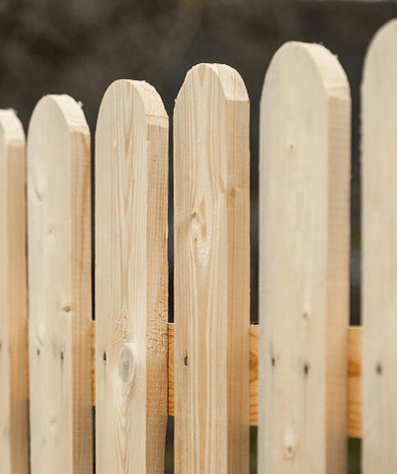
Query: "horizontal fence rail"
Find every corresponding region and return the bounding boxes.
[1,17,396,474]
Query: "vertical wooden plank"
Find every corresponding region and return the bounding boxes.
[259,42,351,473]
[27,95,92,474]
[362,18,397,473]
[0,110,28,474]
[174,63,250,474]
[95,80,168,473]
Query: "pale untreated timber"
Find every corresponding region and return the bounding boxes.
[362,18,397,473]
[95,80,168,473]
[168,324,259,426]
[259,42,351,473]
[174,63,250,474]
[0,110,28,474]
[71,321,361,438]
[27,95,92,474]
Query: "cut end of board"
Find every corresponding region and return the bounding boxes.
[262,41,350,102]
[97,79,168,131]
[175,63,249,109]
[0,109,25,144]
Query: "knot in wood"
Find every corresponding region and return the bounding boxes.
[118,343,135,385]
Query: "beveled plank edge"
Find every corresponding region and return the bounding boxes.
[50,321,360,437]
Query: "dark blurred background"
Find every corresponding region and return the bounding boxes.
[4,1,397,472]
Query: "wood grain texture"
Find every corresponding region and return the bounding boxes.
[95,80,168,474]
[96,321,360,437]
[362,18,397,473]
[174,63,250,474]
[168,323,258,425]
[259,42,351,473]
[0,110,28,474]
[27,95,92,474]
[250,326,362,437]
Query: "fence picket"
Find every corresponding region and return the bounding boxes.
[5,20,397,467]
[0,110,28,474]
[362,18,397,473]
[27,95,92,474]
[259,42,351,473]
[174,64,250,474]
[95,80,169,473]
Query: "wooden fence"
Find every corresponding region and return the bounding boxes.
[1,16,397,474]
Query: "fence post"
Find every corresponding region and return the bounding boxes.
[259,42,351,473]
[95,80,169,473]
[174,63,250,473]
[27,95,92,474]
[0,110,28,474]
[362,18,397,473]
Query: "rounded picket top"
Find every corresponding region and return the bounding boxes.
[28,94,89,139]
[175,62,248,111]
[262,41,350,106]
[363,18,397,89]
[0,109,25,145]
[27,94,90,209]
[96,79,167,138]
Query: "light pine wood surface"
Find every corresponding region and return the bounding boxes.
[27,95,92,474]
[174,63,250,474]
[362,18,397,473]
[95,80,168,474]
[96,321,361,437]
[168,324,262,427]
[259,42,351,473]
[38,319,362,439]
[0,110,28,474]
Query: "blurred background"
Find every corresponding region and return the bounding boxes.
[3,0,397,472]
